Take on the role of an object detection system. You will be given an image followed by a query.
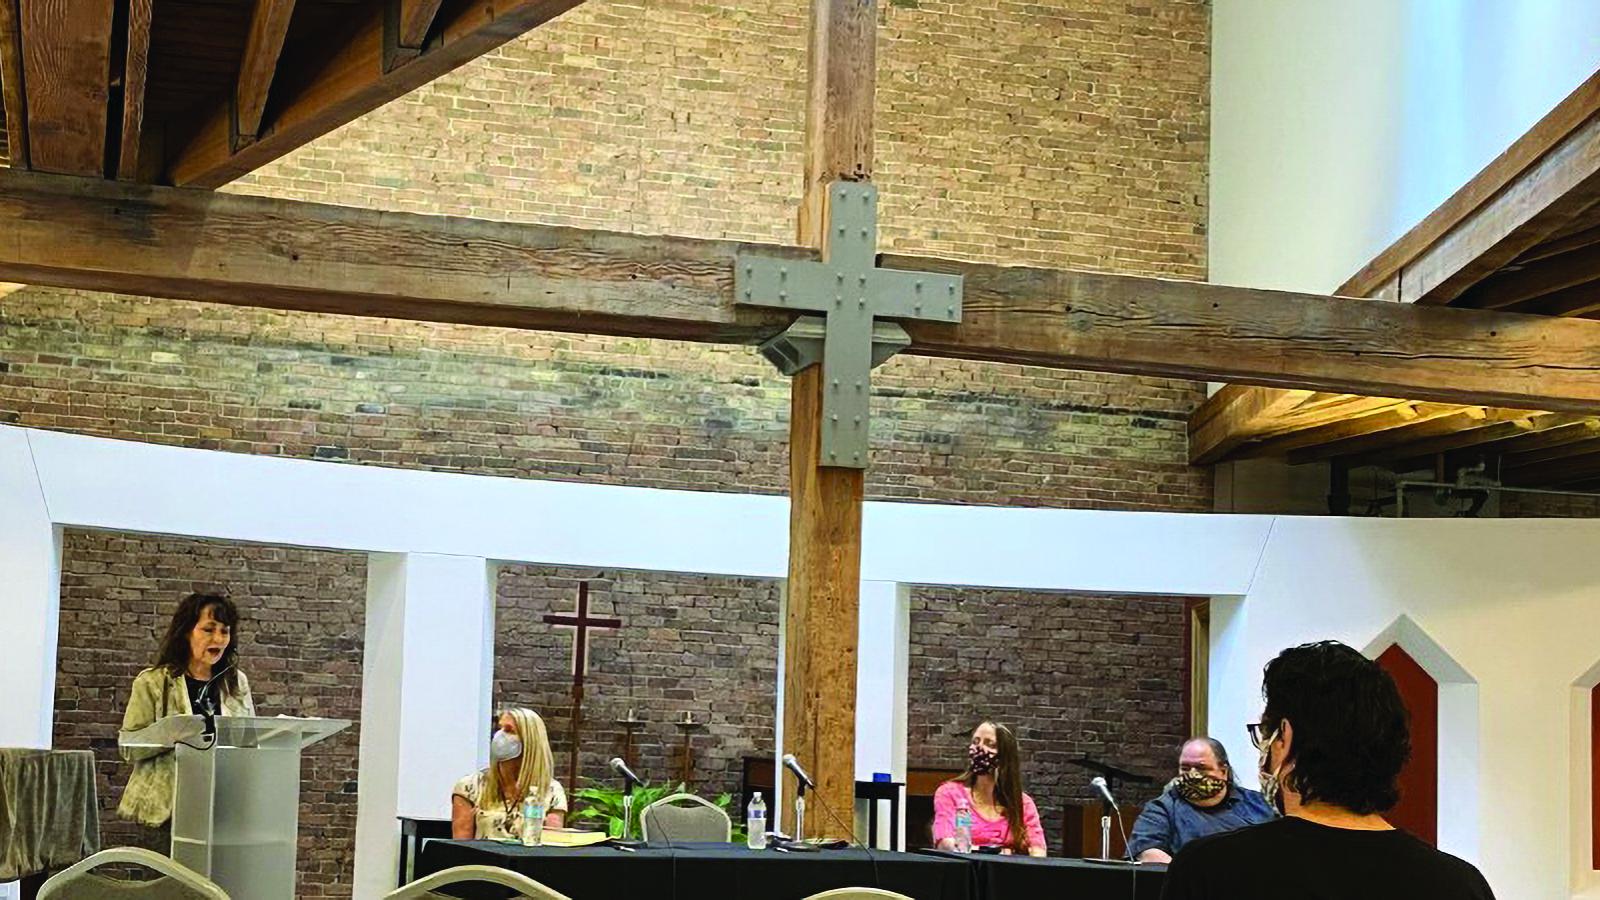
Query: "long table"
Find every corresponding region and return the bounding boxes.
[416,839,1168,900]
[919,849,1167,900]
[417,840,972,900]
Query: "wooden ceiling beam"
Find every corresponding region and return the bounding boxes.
[115,0,152,180]
[1504,427,1600,469]
[1187,385,1314,465]
[1339,69,1600,300]
[0,0,26,169]
[397,0,447,56]
[19,0,116,176]
[166,0,586,187]
[1512,222,1600,266]
[1457,236,1600,310]
[235,0,298,145]
[1399,112,1600,305]
[1256,404,1486,463]
[1345,412,1583,468]
[11,170,1600,413]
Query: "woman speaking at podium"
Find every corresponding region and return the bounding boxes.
[117,593,256,827]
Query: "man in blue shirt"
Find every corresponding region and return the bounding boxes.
[1127,737,1274,863]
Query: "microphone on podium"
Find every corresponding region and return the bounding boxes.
[610,756,642,787]
[782,753,815,790]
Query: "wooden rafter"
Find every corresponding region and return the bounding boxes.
[1299,408,1548,467]
[166,0,585,187]
[9,170,1600,416]
[1340,69,1600,301]
[0,0,26,169]
[1231,403,1480,462]
[398,0,447,51]
[235,0,298,145]
[19,0,116,176]
[115,0,153,180]
[1189,68,1600,470]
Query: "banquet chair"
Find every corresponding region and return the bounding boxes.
[385,865,571,900]
[38,848,228,900]
[639,793,732,843]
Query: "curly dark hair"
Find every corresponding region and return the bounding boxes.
[1261,640,1410,815]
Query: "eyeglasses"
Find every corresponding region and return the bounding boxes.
[1246,721,1274,747]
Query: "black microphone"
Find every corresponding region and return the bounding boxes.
[1090,775,1119,810]
[610,757,642,787]
[195,662,237,716]
[782,753,815,790]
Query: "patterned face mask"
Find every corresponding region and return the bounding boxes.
[1256,726,1285,814]
[968,743,999,775]
[1174,768,1228,803]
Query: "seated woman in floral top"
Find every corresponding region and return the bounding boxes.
[451,707,567,840]
[932,721,1047,856]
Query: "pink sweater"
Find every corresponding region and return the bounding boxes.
[932,781,1047,853]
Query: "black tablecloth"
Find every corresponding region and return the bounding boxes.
[417,840,972,900]
[919,850,1166,900]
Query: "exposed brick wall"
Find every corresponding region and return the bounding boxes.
[51,531,366,899]
[493,566,780,800]
[18,0,1214,886]
[907,588,1192,849]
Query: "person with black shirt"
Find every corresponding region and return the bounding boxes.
[1162,640,1495,900]
[118,593,256,828]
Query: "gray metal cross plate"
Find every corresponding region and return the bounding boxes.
[735,181,964,468]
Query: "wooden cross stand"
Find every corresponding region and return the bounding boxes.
[543,581,622,795]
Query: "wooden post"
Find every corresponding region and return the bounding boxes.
[780,0,875,838]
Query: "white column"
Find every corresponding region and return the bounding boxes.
[0,432,60,900]
[0,429,62,750]
[352,553,495,898]
[853,581,910,849]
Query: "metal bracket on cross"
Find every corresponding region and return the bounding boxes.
[735,181,964,468]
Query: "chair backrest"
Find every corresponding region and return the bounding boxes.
[803,890,914,900]
[38,848,228,900]
[639,792,732,843]
[385,864,572,900]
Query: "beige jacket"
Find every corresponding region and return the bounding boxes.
[117,666,255,827]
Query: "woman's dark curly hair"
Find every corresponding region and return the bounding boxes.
[1261,640,1411,815]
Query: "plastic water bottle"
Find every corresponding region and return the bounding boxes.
[746,792,768,849]
[953,798,973,853]
[521,796,546,846]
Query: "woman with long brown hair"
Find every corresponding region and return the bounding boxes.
[933,721,1047,856]
[118,593,256,827]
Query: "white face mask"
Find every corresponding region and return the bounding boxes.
[490,729,523,761]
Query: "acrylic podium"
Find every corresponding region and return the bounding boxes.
[119,714,350,900]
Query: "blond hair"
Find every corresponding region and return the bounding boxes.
[484,707,555,809]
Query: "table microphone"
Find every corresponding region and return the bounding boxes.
[610,757,642,787]
[1090,776,1119,810]
[782,754,815,790]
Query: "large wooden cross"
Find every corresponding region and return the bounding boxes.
[5,0,1600,840]
[543,581,622,795]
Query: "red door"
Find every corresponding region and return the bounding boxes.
[1376,645,1438,846]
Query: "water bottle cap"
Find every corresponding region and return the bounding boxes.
[753,791,762,801]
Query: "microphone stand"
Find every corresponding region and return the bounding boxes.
[621,779,636,842]
[1099,797,1113,861]
[793,780,807,844]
